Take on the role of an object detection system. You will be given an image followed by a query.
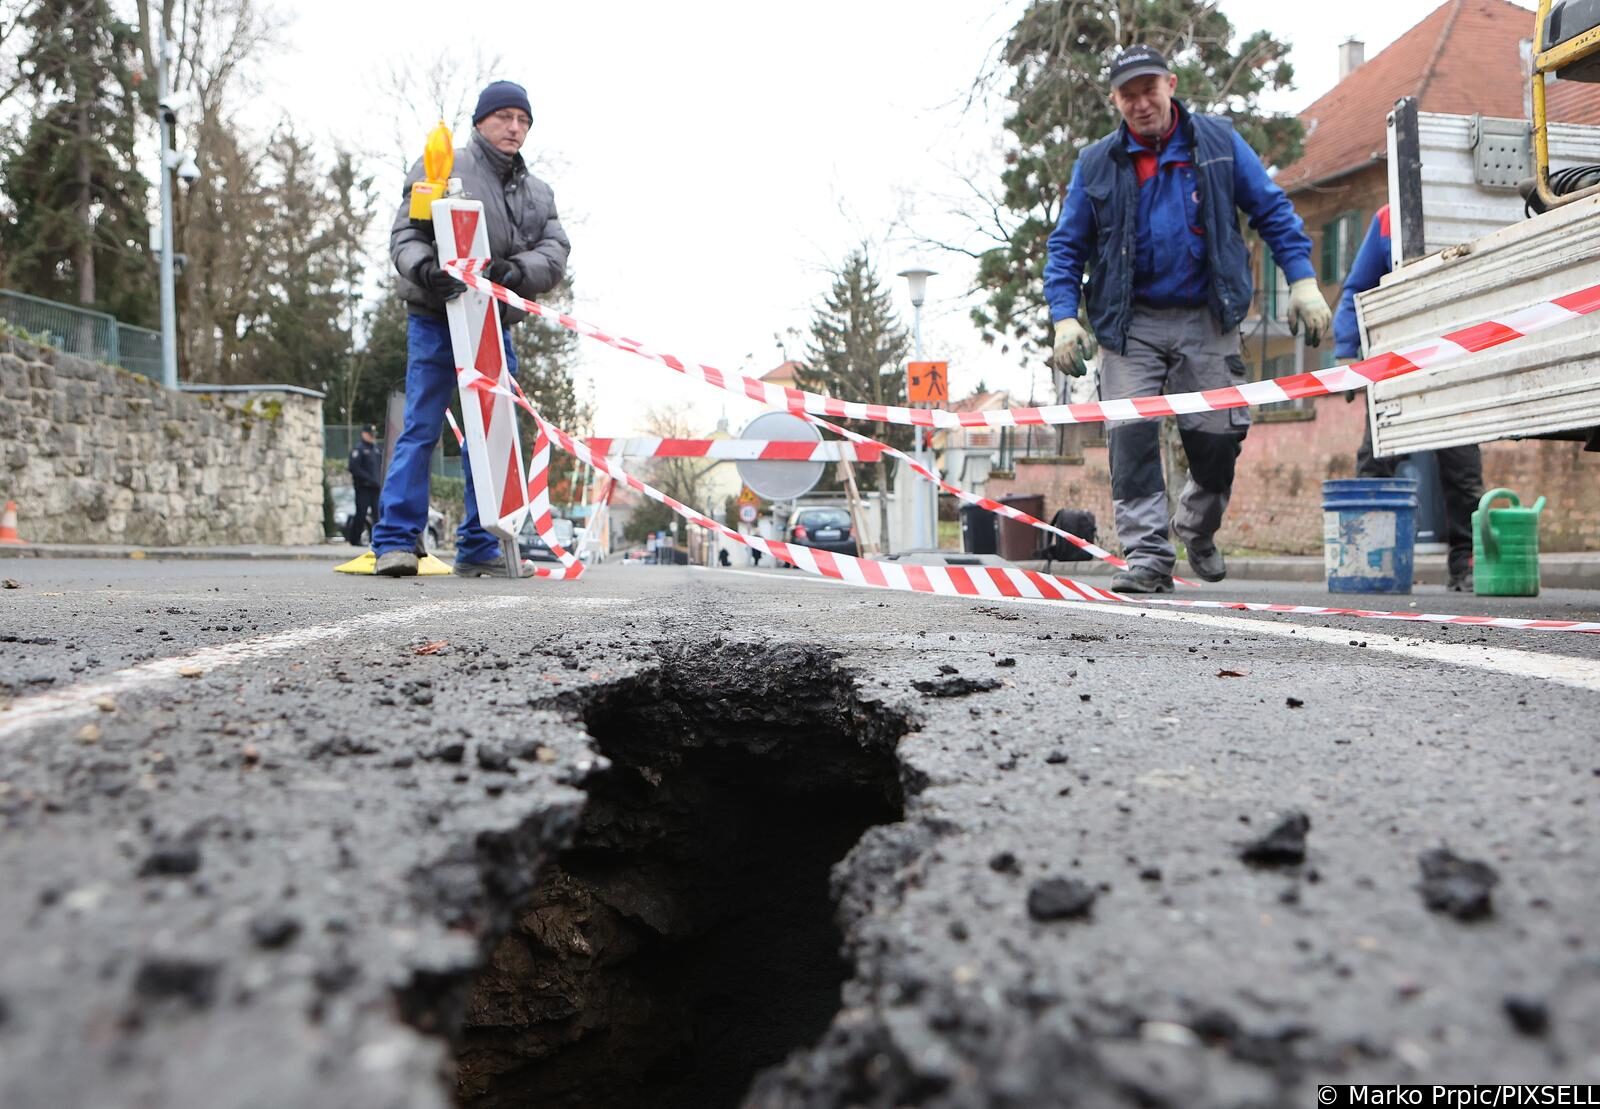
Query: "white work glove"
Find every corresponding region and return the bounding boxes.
[1286,278,1332,348]
[1049,319,1095,377]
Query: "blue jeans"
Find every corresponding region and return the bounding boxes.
[372,313,517,564]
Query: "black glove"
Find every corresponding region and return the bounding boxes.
[486,258,522,292]
[416,257,466,301]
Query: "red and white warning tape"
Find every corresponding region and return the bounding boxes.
[584,437,884,462]
[456,370,1600,635]
[447,268,1138,576]
[793,407,1146,577]
[444,260,1600,429]
[446,264,1600,581]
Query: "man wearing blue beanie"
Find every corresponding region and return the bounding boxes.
[373,79,571,578]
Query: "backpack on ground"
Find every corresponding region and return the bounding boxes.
[1040,507,1097,563]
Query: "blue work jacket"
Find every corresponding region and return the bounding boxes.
[1044,101,1315,355]
[1334,206,1391,359]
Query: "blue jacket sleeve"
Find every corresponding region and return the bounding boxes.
[1334,212,1391,359]
[1044,160,1097,324]
[1231,131,1314,285]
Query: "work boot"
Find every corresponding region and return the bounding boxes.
[1110,566,1174,594]
[374,550,418,577]
[453,557,534,578]
[1185,535,1227,583]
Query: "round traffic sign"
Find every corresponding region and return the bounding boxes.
[735,412,824,501]
[739,503,758,524]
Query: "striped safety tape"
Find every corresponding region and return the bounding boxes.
[444,260,1600,429]
[584,437,884,461]
[457,370,1600,635]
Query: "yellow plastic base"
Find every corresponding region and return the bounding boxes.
[334,550,454,576]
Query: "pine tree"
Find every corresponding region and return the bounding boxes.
[323,150,378,423]
[794,248,911,548]
[232,129,346,389]
[969,0,1300,360]
[0,0,153,328]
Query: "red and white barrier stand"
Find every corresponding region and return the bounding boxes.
[433,197,529,576]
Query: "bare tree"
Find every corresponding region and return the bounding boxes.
[129,0,281,380]
[0,0,39,112]
[371,46,507,175]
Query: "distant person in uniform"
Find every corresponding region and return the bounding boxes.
[718,547,732,567]
[345,424,382,546]
[1336,204,1483,591]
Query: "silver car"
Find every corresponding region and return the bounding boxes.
[332,486,443,551]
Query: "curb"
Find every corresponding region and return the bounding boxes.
[0,544,444,562]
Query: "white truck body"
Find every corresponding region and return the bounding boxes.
[1358,112,1600,456]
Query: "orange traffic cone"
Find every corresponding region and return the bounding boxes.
[0,501,25,545]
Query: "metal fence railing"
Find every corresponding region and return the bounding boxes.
[0,288,161,381]
[117,323,163,380]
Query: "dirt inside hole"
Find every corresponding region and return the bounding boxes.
[454,644,909,1109]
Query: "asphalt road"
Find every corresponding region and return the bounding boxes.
[2,558,1597,1107]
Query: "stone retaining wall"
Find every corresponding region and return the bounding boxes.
[1,334,324,545]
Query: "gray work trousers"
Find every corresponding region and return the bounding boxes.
[1100,305,1249,575]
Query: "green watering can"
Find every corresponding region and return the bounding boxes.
[1472,488,1547,597]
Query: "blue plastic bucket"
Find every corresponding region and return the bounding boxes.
[1322,478,1418,594]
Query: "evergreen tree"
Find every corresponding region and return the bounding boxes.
[322,150,378,422]
[794,247,911,547]
[232,129,349,390]
[969,0,1300,360]
[0,0,153,328]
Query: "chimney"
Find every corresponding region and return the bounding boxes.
[1339,37,1366,80]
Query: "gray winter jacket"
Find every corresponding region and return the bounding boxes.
[390,135,570,326]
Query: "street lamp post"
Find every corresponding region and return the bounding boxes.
[897,265,938,551]
[154,36,199,390]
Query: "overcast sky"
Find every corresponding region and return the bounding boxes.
[259,0,1503,436]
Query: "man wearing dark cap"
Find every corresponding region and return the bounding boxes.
[1045,45,1330,593]
[372,79,571,577]
[344,423,383,546]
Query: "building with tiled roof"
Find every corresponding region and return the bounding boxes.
[759,360,803,389]
[1277,0,1600,193]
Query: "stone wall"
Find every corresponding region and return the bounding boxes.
[1,334,324,546]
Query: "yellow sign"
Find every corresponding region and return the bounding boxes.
[907,361,949,406]
[737,485,760,506]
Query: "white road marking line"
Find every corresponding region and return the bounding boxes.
[708,567,1600,694]
[0,596,533,740]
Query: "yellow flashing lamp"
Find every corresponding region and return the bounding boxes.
[408,121,455,220]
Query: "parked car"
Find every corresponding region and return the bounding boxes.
[785,506,858,558]
[331,486,443,551]
[518,516,576,562]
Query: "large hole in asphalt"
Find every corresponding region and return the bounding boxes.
[453,644,909,1109]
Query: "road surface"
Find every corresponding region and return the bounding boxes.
[1,559,1596,1107]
